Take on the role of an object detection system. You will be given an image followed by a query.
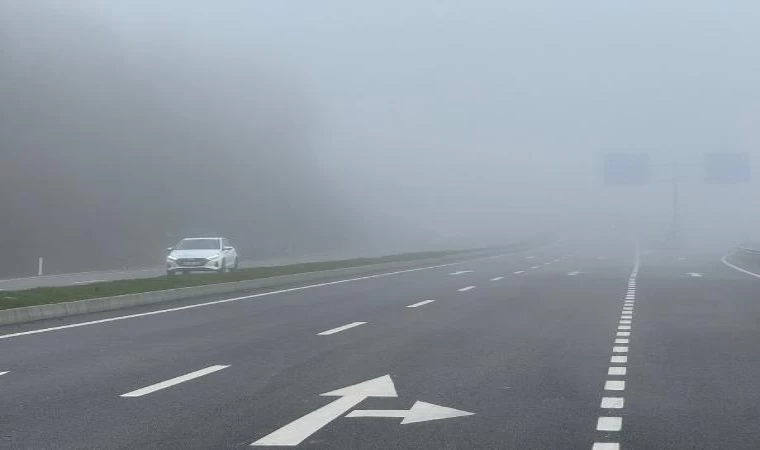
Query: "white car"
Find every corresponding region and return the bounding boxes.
[166,237,239,275]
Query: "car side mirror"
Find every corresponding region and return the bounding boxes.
[223,246,234,251]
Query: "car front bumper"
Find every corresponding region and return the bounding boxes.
[166,259,222,272]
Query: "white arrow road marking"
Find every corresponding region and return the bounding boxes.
[346,401,475,425]
[317,322,366,336]
[686,272,703,277]
[449,271,473,276]
[252,375,397,447]
[407,300,436,308]
[121,365,229,397]
[567,271,581,276]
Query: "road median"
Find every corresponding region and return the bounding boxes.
[0,249,491,326]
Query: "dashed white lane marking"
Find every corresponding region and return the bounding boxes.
[490,277,504,281]
[0,371,8,376]
[608,367,627,376]
[449,270,473,276]
[593,245,639,449]
[526,256,535,259]
[73,280,107,285]
[318,322,367,336]
[568,271,582,276]
[600,397,624,409]
[597,417,622,431]
[530,266,540,269]
[721,255,760,279]
[686,272,704,278]
[458,286,476,292]
[513,271,525,274]
[120,365,229,397]
[592,444,620,450]
[407,300,436,308]
[597,416,622,431]
[604,380,626,391]
[0,259,479,341]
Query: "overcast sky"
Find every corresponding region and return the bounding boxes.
[3,1,760,274]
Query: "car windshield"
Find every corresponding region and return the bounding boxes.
[175,239,220,250]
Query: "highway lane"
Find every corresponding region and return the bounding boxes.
[624,249,760,450]
[1,239,757,449]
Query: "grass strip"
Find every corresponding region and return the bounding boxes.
[0,250,461,310]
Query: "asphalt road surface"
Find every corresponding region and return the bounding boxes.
[1,236,759,449]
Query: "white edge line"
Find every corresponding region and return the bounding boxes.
[317,322,367,336]
[721,255,760,279]
[0,258,483,340]
[120,365,229,397]
[407,300,436,308]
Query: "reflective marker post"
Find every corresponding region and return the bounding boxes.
[38,257,43,276]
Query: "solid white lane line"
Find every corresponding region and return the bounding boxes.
[608,367,627,376]
[0,259,478,341]
[616,332,630,337]
[600,397,624,409]
[491,277,504,281]
[721,255,760,279]
[318,322,367,336]
[610,355,627,364]
[604,380,625,391]
[120,365,229,397]
[597,417,622,431]
[407,300,436,308]
[458,286,476,292]
[513,271,525,274]
[592,443,620,450]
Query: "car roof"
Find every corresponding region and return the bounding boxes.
[180,237,225,240]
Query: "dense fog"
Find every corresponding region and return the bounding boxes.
[2,1,759,277]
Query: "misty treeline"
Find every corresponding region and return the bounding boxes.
[0,3,360,276]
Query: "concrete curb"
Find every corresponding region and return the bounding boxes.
[0,250,505,327]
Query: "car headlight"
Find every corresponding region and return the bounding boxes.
[206,254,221,261]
